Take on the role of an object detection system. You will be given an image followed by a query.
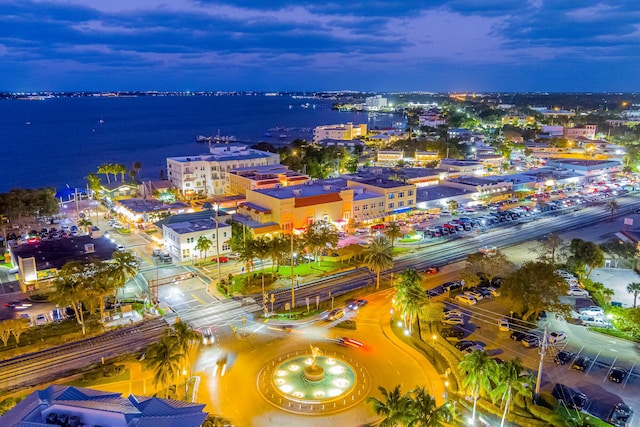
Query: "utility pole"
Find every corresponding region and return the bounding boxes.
[215,199,221,282]
[290,230,295,309]
[535,326,548,400]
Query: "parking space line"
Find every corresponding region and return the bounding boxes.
[191,294,204,305]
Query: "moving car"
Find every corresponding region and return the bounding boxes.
[326,308,344,321]
[211,256,229,263]
[337,337,364,349]
[346,299,368,310]
[572,356,591,372]
[609,367,628,384]
[554,351,575,365]
[424,266,440,275]
[213,356,227,377]
[551,383,587,411]
[201,327,214,345]
[498,318,510,332]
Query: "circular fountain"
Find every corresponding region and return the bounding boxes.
[258,346,370,415]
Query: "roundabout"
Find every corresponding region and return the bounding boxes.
[257,347,371,415]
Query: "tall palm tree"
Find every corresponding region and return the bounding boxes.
[110,251,140,298]
[133,161,142,179]
[366,385,412,427]
[97,164,111,184]
[605,199,619,222]
[364,235,394,290]
[267,235,288,273]
[459,350,494,423]
[195,235,213,262]
[394,269,425,339]
[169,319,201,376]
[86,173,102,197]
[51,271,87,335]
[201,415,232,427]
[408,386,455,427]
[627,282,640,308]
[384,222,404,250]
[490,359,533,427]
[146,334,182,399]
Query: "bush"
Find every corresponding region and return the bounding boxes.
[528,402,557,424]
[538,391,558,410]
[335,319,356,330]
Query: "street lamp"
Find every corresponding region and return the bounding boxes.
[182,368,188,400]
[432,334,437,361]
[444,381,449,402]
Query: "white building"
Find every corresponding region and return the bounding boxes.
[365,95,388,109]
[313,122,367,143]
[162,215,232,263]
[166,143,280,197]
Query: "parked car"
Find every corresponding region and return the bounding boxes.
[35,313,49,326]
[152,249,163,257]
[442,281,462,291]
[580,306,604,317]
[609,367,628,384]
[552,383,587,411]
[609,402,634,427]
[454,340,476,351]
[554,351,575,365]
[50,308,65,322]
[498,318,510,332]
[424,266,440,275]
[441,316,464,326]
[440,326,465,339]
[572,356,591,372]
[521,335,540,348]
[454,294,477,305]
[548,331,567,344]
[568,288,589,297]
[211,256,229,263]
[510,331,527,341]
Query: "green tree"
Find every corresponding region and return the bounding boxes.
[146,334,182,399]
[384,222,404,250]
[601,239,638,268]
[459,251,514,289]
[394,269,425,339]
[534,233,566,264]
[195,235,213,262]
[110,251,140,298]
[364,235,394,290]
[97,164,112,184]
[86,173,102,196]
[569,239,605,278]
[627,282,640,308]
[459,350,493,423]
[201,415,232,427]
[168,319,201,376]
[51,262,88,335]
[501,261,571,321]
[490,359,533,427]
[367,385,412,427]
[77,218,92,233]
[408,386,455,427]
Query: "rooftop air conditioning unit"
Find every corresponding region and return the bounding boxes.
[85,243,95,253]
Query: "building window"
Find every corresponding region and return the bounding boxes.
[388,202,394,209]
[354,206,360,211]
[379,202,384,207]
[182,248,190,258]
[399,191,405,198]
[408,189,414,196]
[363,205,368,210]
[408,199,413,205]
[222,243,230,251]
[398,201,404,208]
[370,203,376,209]
[388,193,395,199]
[223,232,227,238]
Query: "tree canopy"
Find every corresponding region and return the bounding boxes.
[0,188,59,223]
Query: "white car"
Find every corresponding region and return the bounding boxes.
[498,318,510,332]
[548,331,567,344]
[579,306,605,317]
[441,316,464,325]
[444,309,464,318]
[568,288,589,297]
[486,286,501,297]
[464,290,484,301]
[454,294,477,305]
[34,313,49,326]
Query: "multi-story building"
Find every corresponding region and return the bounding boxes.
[313,123,367,143]
[162,212,232,262]
[228,164,309,195]
[365,95,388,109]
[166,144,280,197]
[414,151,439,164]
[376,150,404,166]
[501,115,535,126]
[564,125,597,140]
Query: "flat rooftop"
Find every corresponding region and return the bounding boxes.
[117,198,188,213]
[164,218,229,235]
[416,185,470,202]
[12,235,116,271]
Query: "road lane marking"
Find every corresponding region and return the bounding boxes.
[191,294,204,304]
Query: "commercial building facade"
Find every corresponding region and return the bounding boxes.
[313,123,367,143]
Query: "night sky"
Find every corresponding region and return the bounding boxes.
[2,0,639,92]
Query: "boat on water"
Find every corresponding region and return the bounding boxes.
[196,131,237,143]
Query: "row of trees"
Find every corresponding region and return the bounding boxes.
[0,187,59,225]
[0,318,30,347]
[50,251,139,335]
[92,161,143,185]
[367,385,455,427]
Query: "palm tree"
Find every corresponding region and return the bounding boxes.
[459,350,494,423]
[384,222,404,250]
[490,359,533,427]
[110,251,140,298]
[201,415,232,427]
[195,235,213,263]
[146,334,182,398]
[97,164,111,184]
[77,218,92,233]
[394,269,425,339]
[364,235,394,290]
[133,161,142,179]
[267,235,288,273]
[408,386,455,427]
[366,385,412,427]
[168,319,201,376]
[86,173,102,197]
[605,199,619,222]
[51,271,87,335]
[627,282,640,308]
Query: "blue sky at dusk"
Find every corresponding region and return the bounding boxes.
[1,0,639,92]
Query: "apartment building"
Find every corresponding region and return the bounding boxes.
[313,122,367,143]
[166,143,280,197]
[228,164,309,195]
